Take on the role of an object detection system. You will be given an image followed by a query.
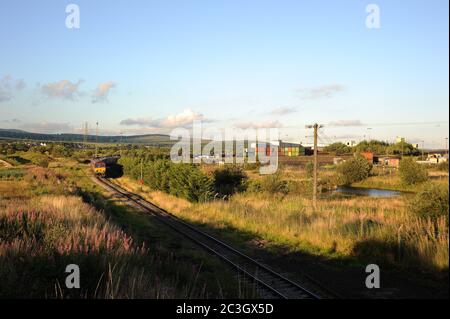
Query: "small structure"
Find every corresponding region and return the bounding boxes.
[427,153,447,163]
[361,152,374,163]
[333,157,344,165]
[278,141,308,157]
[346,140,357,147]
[248,140,313,157]
[387,157,401,168]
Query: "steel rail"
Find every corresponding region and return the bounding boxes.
[96,176,322,299]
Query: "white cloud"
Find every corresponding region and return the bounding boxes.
[234,120,283,129]
[0,75,26,103]
[297,84,345,99]
[269,107,297,115]
[92,81,116,103]
[328,120,364,127]
[19,122,73,134]
[15,79,26,91]
[161,109,207,127]
[0,118,21,123]
[120,117,155,126]
[120,109,211,129]
[41,80,83,100]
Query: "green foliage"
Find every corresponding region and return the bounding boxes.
[119,157,212,202]
[337,156,373,185]
[353,139,419,156]
[386,141,418,156]
[213,166,248,196]
[399,158,428,185]
[168,164,213,202]
[354,140,390,154]
[0,168,25,180]
[324,142,352,155]
[305,162,314,178]
[246,179,262,193]
[409,183,449,221]
[259,173,289,194]
[437,161,449,172]
[38,158,49,168]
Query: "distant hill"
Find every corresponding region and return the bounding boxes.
[0,128,174,146]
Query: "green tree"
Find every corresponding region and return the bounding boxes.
[213,166,248,196]
[399,158,428,185]
[260,172,289,194]
[386,141,418,156]
[305,162,314,178]
[337,156,373,185]
[409,183,448,221]
[354,140,389,154]
[324,142,352,155]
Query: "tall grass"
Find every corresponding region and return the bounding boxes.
[1,195,193,298]
[0,167,248,299]
[115,176,449,276]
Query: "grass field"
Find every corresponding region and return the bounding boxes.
[0,163,252,298]
[1,146,448,297]
[113,166,449,285]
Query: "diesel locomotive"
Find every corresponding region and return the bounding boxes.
[91,156,120,177]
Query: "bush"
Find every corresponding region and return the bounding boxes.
[337,156,373,185]
[437,161,449,172]
[399,158,428,185]
[246,179,262,193]
[168,164,213,202]
[324,142,352,155]
[119,157,212,202]
[260,173,289,194]
[409,183,448,221]
[305,162,314,178]
[38,159,49,168]
[213,166,248,196]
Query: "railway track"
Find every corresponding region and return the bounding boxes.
[95,176,322,299]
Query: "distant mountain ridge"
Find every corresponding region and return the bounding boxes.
[0,128,174,145]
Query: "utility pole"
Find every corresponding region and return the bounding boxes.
[306,123,321,210]
[95,121,98,158]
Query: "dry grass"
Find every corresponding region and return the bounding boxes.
[0,167,241,299]
[115,175,449,275]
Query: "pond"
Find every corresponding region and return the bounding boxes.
[330,186,402,198]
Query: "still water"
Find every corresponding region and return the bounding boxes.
[331,186,402,198]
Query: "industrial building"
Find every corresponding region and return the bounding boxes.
[248,140,312,157]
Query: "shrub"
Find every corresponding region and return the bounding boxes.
[213,166,248,196]
[168,164,213,202]
[305,162,314,178]
[38,158,49,168]
[437,161,449,172]
[120,157,212,202]
[260,173,289,194]
[399,158,428,185]
[324,142,352,155]
[337,156,373,185]
[246,179,262,193]
[409,183,449,221]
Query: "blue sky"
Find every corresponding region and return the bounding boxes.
[0,0,448,147]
